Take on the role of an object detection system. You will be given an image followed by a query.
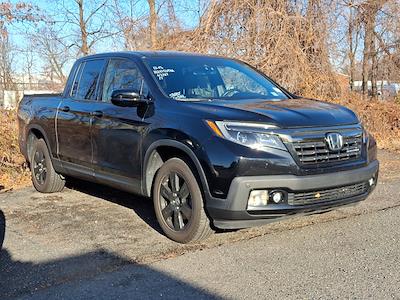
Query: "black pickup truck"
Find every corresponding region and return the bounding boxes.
[18,51,379,243]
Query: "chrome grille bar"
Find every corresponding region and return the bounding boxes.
[284,126,363,166]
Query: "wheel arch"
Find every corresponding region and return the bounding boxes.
[142,140,211,199]
[26,125,52,162]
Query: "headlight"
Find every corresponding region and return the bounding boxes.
[206,120,286,151]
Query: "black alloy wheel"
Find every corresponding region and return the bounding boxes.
[30,138,65,193]
[32,149,47,185]
[153,158,213,243]
[160,172,193,231]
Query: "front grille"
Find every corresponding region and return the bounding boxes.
[292,134,362,165]
[288,182,368,206]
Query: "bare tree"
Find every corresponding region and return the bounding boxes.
[31,25,70,84]
[23,44,35,89]
[2,0,400,101]
[58,0,116,55]
[343,1,362,91]
[0,33,15,90]
[0,2,41,90]
[360,0,387,98]
[77,0,90,55]
[374,0,400,82]
[109,0,148,50]
[158,0,340,98]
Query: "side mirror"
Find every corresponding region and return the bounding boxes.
[111,89,145,107]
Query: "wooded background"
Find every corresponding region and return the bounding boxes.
[0,0,399,100]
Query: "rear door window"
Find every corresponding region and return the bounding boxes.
[72,59,105,100]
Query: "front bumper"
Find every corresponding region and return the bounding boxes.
[206,160,379,229]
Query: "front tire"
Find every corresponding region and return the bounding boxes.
[153,158,213,243]
[30,138,65,193]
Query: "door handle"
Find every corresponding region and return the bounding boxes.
[91,110,103,118]
[60,106,70,112]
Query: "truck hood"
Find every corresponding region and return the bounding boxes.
[187,98,359,128]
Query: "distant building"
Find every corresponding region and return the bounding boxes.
[353,80,400,98]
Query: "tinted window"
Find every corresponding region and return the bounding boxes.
[70,62,83,98]
[145,57,288,101]
[73,59,105,100]
[101,59,149,102]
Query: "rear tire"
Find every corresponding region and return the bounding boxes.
[30,138,65,193]
[153,158,213,243]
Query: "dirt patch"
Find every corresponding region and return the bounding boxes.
[377,150,400,181]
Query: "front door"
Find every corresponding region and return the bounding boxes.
[90,58,151,193]
[56,58,106,178]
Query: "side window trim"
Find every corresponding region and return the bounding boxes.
[74,62,85,98]
[139,77,145,95]
[69,61,84,98]
[62,62,78,98]
[93,58,108,101]
[95,58,110,102]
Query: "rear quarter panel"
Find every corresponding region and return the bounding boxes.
[18,94,62,160]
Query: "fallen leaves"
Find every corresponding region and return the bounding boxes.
[0,109,30,190]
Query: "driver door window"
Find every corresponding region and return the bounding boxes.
[102,59,148,102]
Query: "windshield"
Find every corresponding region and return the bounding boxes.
[145,56,289,101]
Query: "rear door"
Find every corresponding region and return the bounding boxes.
[56,58,106,178]
[90,58,151,193]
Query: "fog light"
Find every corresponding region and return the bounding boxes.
[248,190,268,208]
[368,178,375,186]
[271,191,284,203]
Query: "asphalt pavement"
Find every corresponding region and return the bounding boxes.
[1,150,400,299]
[21,204,400,300]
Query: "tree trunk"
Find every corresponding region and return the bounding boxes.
[77,0,89,55]
[348,6,356,91]
[362,19,371,98]
[370,33,378,99]
[0,31,14,90]
[362,0,386,99]
[147,0,157,49]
